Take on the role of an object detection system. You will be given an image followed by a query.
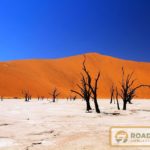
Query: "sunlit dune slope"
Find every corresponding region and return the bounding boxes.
[0,53,150,98]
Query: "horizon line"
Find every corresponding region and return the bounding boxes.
[0,52,150,63]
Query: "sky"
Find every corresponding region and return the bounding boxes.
[0,0,150,62]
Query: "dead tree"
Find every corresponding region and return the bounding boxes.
[110,85,120,110]
[89,72,101,113]
[73,95,77,101]
[1,96,3,101]
[110,85,115,104]
[82,59,101,113]
[71,56,101,113]
[71,73,92,112]
[22,90,30,102]
[120,67,150,110]
[115,87,120,110]
[38,96,40,101]
[49,88,60,102]
[41,96,44,100]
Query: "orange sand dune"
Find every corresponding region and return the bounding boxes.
[0,53,150,98]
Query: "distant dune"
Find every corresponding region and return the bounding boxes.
[0,53,150,98]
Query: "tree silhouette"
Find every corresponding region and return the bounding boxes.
[115,87,120,110]
[110,85,114,104]
[120,67,150,110]
[71,55,101,113]
[71,72,92,112]
[0,96,3,101]
[72,95,77,101]
[110,85,120,110]
[41,96,44,100]
[50,88,60,102]
[22,90,30,102]
[82,58,101,113]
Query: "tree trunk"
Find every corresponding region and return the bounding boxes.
[53,98,55,102]
[25,95,28,102]
[116,99,120,110]
[94,98,100,113]
[86,99,92,112]
[110,94,113,104]
[123,100,127,110]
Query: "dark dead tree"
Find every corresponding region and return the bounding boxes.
[115,87,120,110]
[82,57,101,113]
[71,56,101,113]
[120,67,150,110]
[22,90,30,102]
[0,96,3,101]
[90,73,101,113]
[41,96,44,100]
[110,85,120,110]
[37,96,44,101]
[37,96,40,101]
[110,85,115,104]
[71,73,92,112]
[73,95,77,101]
[50,88,60,102]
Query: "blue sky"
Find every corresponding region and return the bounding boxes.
[0,0,150,62]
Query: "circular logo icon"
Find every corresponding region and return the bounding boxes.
[115,130,128,143]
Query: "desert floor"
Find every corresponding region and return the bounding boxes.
[0,99,149,150]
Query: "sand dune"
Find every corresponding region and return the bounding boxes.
[0,53,149,98]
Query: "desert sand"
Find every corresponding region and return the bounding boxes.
[0,53,150,98]
[0,99,150,150]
